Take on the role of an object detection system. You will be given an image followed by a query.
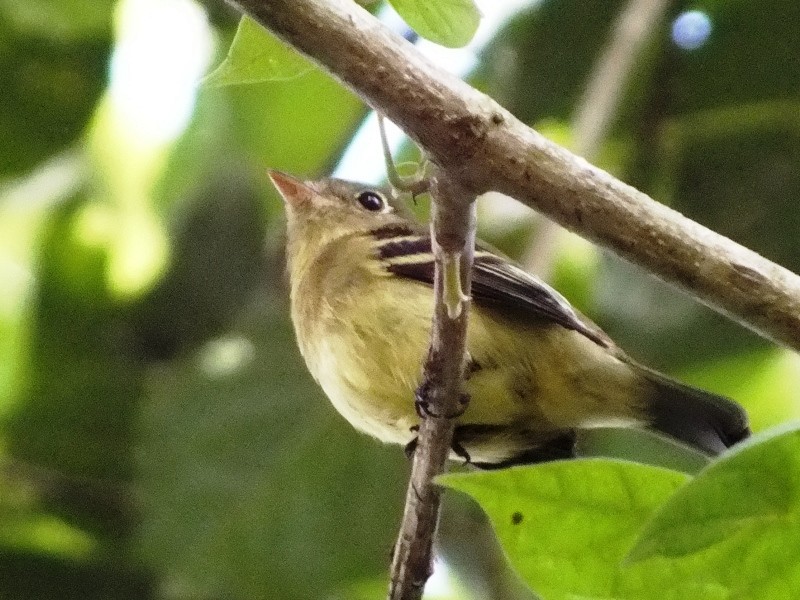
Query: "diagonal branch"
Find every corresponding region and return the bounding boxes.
[229,0,800,350]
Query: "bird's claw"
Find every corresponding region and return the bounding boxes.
[414,384,469,420]
[404,426,419,460]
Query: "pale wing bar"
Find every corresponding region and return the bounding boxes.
[370,228,608,347]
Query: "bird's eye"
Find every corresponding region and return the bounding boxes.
[356,190,385,212]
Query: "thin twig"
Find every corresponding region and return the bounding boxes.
[388,171,477,600]
[574,0,673,159]
[228,0,800,350]
[524,0,673,277]
[378,113,430,196]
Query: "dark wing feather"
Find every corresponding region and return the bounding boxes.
[471,256,608,346]
[370,227,608,347]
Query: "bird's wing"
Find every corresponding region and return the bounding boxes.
[370,226,609,347]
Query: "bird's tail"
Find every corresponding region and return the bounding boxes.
[642,369,750,456]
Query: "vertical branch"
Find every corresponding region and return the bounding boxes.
[524,0,673,277]
[388,171,477,600]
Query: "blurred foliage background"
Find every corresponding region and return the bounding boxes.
[1,0,799,598]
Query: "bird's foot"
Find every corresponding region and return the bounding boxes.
[404,426,419,460]
[414,382,469,420]
[451,438,471,465]
[404,425,472,465]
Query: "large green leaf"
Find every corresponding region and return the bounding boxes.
[223,64,366,176]
[388,0,481,48]
[440,460,688,600]
[614,424,800,599]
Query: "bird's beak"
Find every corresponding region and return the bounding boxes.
[268,170,315,208]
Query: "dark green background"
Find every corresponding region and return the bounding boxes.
[1,0,798,598]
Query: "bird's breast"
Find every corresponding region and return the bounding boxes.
[291,245,434,444]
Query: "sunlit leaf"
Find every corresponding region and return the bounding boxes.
[627,424,800,560]
[440,460,688,600]
[203,16,313,87]
[615,424,800,599]
[223,64,365,175]
[389,0,480,48]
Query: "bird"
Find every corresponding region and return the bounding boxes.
[269,170,750,468]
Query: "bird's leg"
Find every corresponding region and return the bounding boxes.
[404,426,419,460]
[450,437,472,465]
[405,424,472,466]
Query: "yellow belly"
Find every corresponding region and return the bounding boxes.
[295,273,646,464]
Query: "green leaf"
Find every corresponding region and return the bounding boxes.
[440,460,689,600]
[203,16,314,87]
[223,67,365,175]
[626,423,800,562]
[612,424,800,599]
[389,0,480,48]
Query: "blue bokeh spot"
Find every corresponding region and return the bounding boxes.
[671,10,712,51]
